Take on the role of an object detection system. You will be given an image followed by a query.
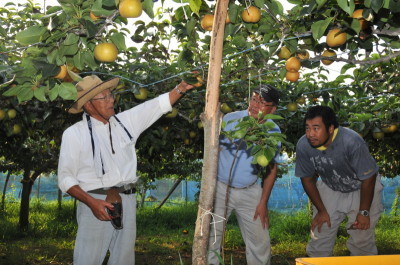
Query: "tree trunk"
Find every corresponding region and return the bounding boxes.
[192,1,228,264]
[57,189,62,210]
[19,171,33,231]
[156,177,183,209]
[74,198,77,218]
[139,188,147,208]
[1,171,11,211]
[185,178,188,206]
[19,170,41,231]
[37,175,41,199]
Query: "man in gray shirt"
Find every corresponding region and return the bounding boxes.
[295,106,383,257]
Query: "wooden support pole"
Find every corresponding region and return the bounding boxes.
[192,1,229,264]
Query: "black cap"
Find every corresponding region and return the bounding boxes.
[253,84,280,105]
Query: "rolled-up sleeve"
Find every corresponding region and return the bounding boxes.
[124,92,172,138]
[58,127,81,193]
[158,92,172,112]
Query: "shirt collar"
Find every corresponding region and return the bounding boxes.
[316,128,338,151]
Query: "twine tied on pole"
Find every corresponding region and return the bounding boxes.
[197,206,226,244]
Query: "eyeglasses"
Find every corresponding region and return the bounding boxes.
[251,96,274,107]
[91,93,115,101]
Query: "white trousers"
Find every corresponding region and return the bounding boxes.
[73,193,137,265]
[208,181,271,265]
[307,177,383,257]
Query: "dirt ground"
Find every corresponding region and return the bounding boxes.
[0,238,297,265]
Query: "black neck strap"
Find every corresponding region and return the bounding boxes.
[113,115,133,140]
[86,114,105,174]
[86,114,95,157]
[85,114,133,175]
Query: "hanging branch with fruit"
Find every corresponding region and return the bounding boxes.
[221,113,288,171]
[212,112,289,259]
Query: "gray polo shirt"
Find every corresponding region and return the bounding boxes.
[295,126,378,193]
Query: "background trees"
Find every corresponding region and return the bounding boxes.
[0,0,399,228]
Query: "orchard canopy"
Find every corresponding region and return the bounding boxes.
[0,0,399,179]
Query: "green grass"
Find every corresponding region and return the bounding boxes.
[0,198,399,265]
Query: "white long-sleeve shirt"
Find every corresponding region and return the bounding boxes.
[57,93,171,193]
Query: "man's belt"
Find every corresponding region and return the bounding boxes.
[224,179,258,189]
[88,184,137,195]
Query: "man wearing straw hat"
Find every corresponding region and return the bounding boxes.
[57,75,193,265]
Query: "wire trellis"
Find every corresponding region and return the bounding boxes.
[80,33,393,97]
[3,28,395,98]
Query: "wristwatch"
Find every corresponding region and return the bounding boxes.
[359,210,370,216]
[175,86,186,95]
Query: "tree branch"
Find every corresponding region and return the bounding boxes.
[263,4,281,24]
[68,10,120,38]
[309,50,400,65]
[95,10,120,38]
[373,27,400,37]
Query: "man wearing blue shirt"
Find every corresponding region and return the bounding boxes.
[208,85,281,265]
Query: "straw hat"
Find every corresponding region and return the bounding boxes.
[68,75,120,114]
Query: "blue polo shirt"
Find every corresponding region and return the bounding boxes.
[217,110,281,188]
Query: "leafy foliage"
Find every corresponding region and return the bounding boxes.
[0,0,399,190]
[221,114,288,167]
